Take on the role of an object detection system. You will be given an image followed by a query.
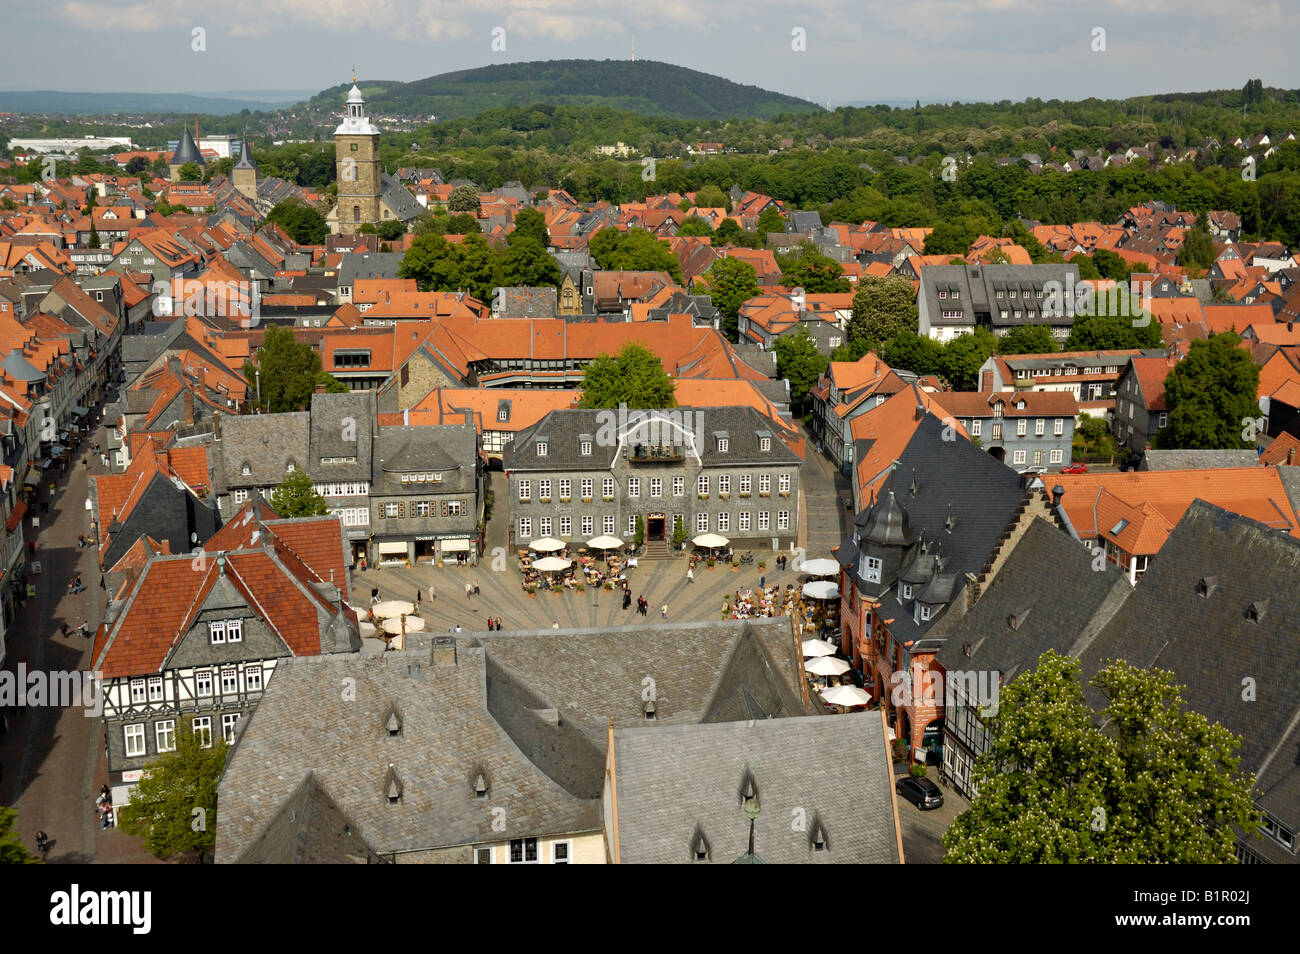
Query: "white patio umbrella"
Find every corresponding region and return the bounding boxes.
[382,615,427,635]
[532,556,572,573]
[802,580,840,601]
[820,684,873,707]
[529,538,565,552]
[692,533,729,549]
[806,656,851,677]
[801,638,838,658]
[799,558,840,577]
[359,620,378,638]
[372,600,415,619]
[587,535,623,550]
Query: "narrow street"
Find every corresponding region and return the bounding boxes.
[0,397,155,863]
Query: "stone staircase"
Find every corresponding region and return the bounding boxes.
[640,540,674,560]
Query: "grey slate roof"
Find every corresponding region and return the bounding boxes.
[212,412,310,493]
[338,252,405,287]
[1140,449,1260,471]
[371,425,476,494]
[233,138,257,172]
[1076,501,1300,863]
[612,712,900,864]
[921,263,1081,328]
[380,173,423,223]
[309,391,374,482]
[170,128,204,166]
[215,640,603,862]
[233,772,382,864]
[934,518,1131,679]
[506,406,800,472]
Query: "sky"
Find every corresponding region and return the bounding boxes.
[0,0,1293,106]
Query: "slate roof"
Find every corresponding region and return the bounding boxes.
[212,411,310,493]
[1077,501,1300,863]
[935,518,1131,679]
[234,773,383,864]
[309,390,374,483]
[215,640,601,862]
[170,129,204,166]
[338,253,405,286]
[839,413,1028,645]
[1141,449,1260,471]
[506,406,800,472]
[371,425,476,494]
[379,173,423,223]
[472,617,811,800]
[920,263,1081,328]
[612,712,900,864]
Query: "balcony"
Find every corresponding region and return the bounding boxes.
[628,443,684,463]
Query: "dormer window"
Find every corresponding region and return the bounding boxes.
[864,556,882,583]
[898,582,912,602]
[580,441,592,456]
[241,464,251,476]
[1246,600,1268,623]
[1197,576,1218,598]
[536,441,548,457]
[718,438,728,453]
[760,438,771,452]
[916,603,933,623]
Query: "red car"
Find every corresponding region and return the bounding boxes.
[1060,463,1088,474]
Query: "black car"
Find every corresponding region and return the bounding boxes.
[896,775,944,811]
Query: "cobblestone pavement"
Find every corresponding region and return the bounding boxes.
[0,400,157,863]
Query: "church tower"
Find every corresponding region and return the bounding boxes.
[333,81,381,235]
[232,136,258,201]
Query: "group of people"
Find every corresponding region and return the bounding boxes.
[66,575,84,595]
[95,784,115,830]
[59,620,91,639]
[724,584,793,620]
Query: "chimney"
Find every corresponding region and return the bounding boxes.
[914,403,925,422]
[212,410,222,439]
[403,408,410,426]
[182,388,194,425]
[1051,484,1065,507]
[430,636,457,668]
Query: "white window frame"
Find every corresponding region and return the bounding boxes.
[559,479,571,498]
[777,510,789,530]
[758,511,770,531]
[624,515,633,535]
[580,441,592,456]
[156,719,176,753]
[717,512,730,532]
[650,477,662,497]
[508,837,540,864]
[147,676,163,702]
[196,670,213,697]
[717,438,729,453]
[518,480,531,502]
[222,713,241,744]
[778,473,791,493]
[536,442,548,457]
[738,511,751,531]
[539,517,551,537]
[130,678,147,705]
[581,515,594,537]
[245,667,263,692]
[124,723,146,758]
[601,478,615,499]
[971,420,981,437]
[628,477,640,498]
[698,475,709,495]
[1013,450,1026,465]
[193,717,213,748]
[1016,419,1027,437]
[1034,418,1045,436]
[864,555,882,582]
[221,668,239,696]
[759,474,770,494]
[538,479,551,501]
[673,476,684,497]
[1054,418,1064,436]
[1049,449,1064,464]
[739,474,751,494]
[227,619,242,643]
[696,512,709,532]
[581,479,593,499]
[518,517,532,539]
[209,620,226,644]
[552,841,571,864]
[560,516,572,537]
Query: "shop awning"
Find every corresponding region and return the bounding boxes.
[6,500,27,531]
[440,539,470,552]
[376,541,408,556]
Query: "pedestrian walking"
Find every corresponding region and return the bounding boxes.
[622,590,631,610]
[661,603,668,619]
[494,619,502,631]
[473,579,480,596]
[415,588,422,604]
[60,621,70,637]
[486,616,493,631]
[760,575,765,590]
[687,567,694,584]
[551,620,560,629]
[464,580,473,599]
[454,624,463,633]
[75,575,83,593]
[35,830,50,859]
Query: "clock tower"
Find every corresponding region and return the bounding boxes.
[333,81,381,234]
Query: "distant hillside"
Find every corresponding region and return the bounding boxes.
[0,90,302,115]
[310,60,822,121]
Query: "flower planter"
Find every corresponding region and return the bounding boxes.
[760,492,770,498]
[719,493,729,500]
[560,497,570,503]
[582,497,592,503]
[698,494,708,500]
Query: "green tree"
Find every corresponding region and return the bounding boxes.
[1073,414,1118,461]
[1152,333,1261,449]
[943,652,1257,864]
[881,331,943,376]
[117,715,229,863]
[176,162,203,182]
[357,223,378,235]
[0,807,39,864]
[692,183,730,211]
[578,342,676,409]
[87,224,101,249]
[756,205,785,240]
[633,515,645,548]
[243,324,346,412]
[588,227,683,283]
[509,207,549,247]
[265,200,328,245]
[1091,248,1131,281]
[1069,253,1102,280]
[499,236,562,288]
[698,256,760,340]
[446,213,480,235]
[271,468,331,517]
[779,246,849,293]
[713,217,744,246]
[996,324,1057,355]
[677,215,713,237]
[448,184,480,213]
[1178,213,1216,271]
[1065,310,1163,351]
[773,326,830,405]
[846,275,918,349]
[400,233,455,290]
[938,328,997,389]
[378,219,407,242]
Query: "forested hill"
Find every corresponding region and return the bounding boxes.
[310,60,822,121]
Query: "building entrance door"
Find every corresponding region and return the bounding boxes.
[647,514,666,540]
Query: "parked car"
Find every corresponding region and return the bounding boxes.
[896,775,944,811]
[1060,462,1088,474]
[1017,465,1048,476]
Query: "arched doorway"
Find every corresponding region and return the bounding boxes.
[987,446,1006,463]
